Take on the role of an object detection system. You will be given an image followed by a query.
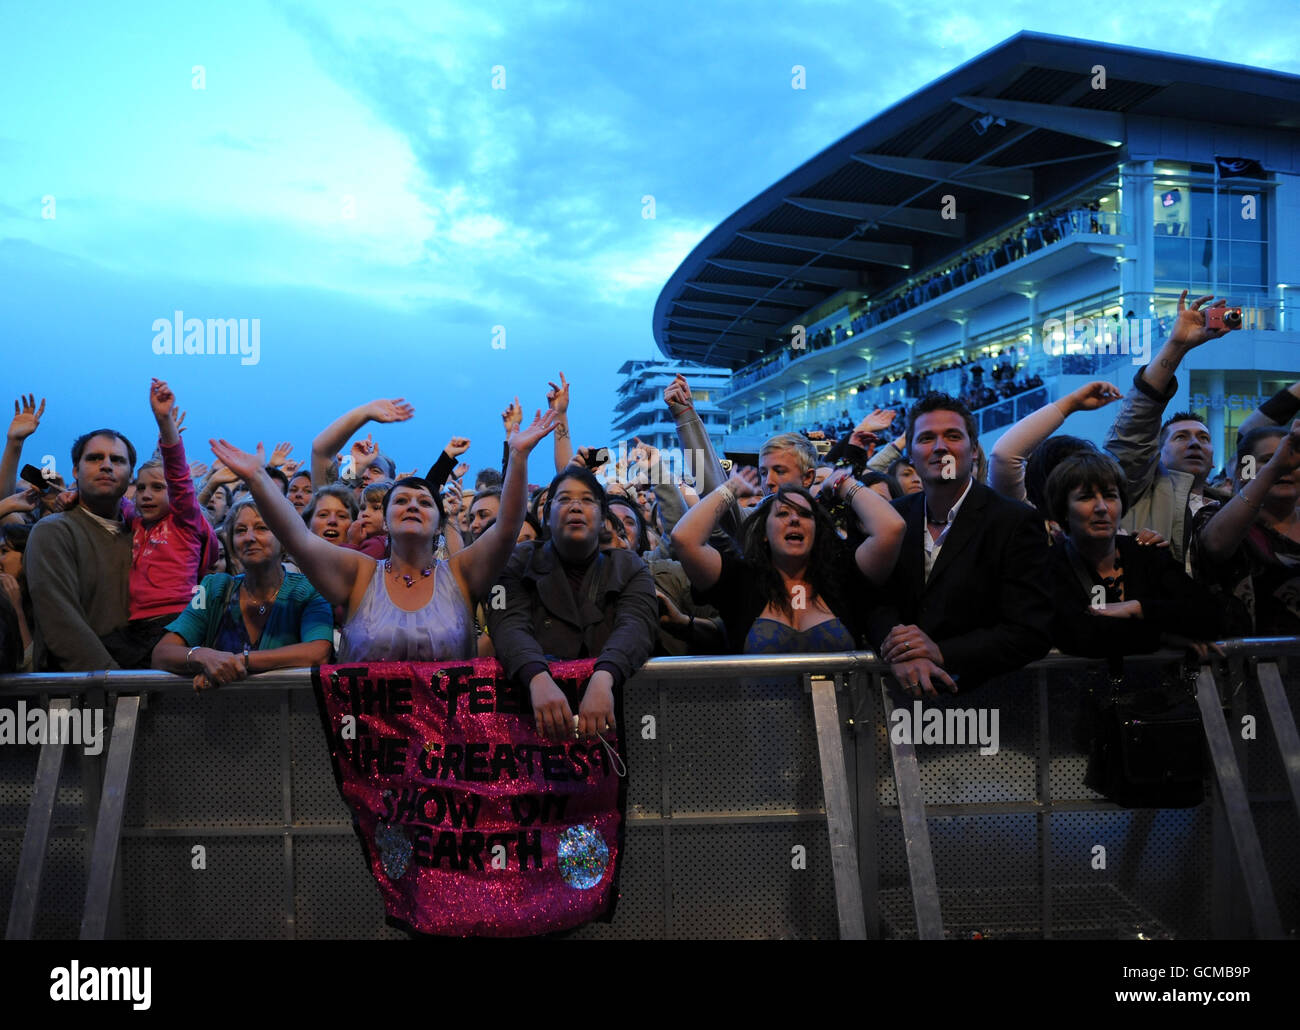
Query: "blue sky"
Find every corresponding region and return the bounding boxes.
[2,0,1297,484]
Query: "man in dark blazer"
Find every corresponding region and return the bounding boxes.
[867,394,1052,696]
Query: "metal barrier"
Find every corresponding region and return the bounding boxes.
[1,643,1297,939]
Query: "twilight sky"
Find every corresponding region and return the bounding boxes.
[2,0,1297,482]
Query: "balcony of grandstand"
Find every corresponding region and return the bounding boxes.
[653,33,1300,467]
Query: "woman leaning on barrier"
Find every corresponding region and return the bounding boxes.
[204,408,556,664]
[151,498,334,690]
[1044,450,1224,658]
[671,469,904,654]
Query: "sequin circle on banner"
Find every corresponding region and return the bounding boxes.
[374,822,412,880]
[556,824,609,889]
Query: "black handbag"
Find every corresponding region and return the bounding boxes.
[1083,671,1206,808]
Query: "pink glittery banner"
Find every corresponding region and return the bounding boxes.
[314,658,624,937]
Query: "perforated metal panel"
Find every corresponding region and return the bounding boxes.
[124,691,283,827]
[857,659,1270,939]
[3,656,1296,939]
[120,836,286,939]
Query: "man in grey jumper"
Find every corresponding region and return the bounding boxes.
[26,429,135,671]
[1104,291,1228,566]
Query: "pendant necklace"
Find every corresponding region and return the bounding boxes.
[386,559,434,588]
[244,576,282,616]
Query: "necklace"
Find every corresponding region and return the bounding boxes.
[243,575,282,616]
[386,558,434,588]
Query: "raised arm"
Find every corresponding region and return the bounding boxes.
[991,381,1120,503]
[452,408,558,601]
[1199,420,1300,563]
[1,394,45,499]
[546,373,573,472]
[211,438,367,607]
[824,469,906,584]
[1238,381,1300,440]
[310,398,414,487]
[670,473,756,590]
[866,435,905,474]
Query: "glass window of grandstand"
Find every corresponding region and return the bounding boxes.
[1190,372,1270,473]
[1152,162,1268,291]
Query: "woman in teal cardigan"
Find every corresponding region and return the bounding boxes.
[151,498,333,690]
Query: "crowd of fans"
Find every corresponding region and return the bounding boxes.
[1,293,1295,737]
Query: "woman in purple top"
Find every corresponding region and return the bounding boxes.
[209,406,557,663]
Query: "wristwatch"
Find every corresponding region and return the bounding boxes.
[242,645,252,674]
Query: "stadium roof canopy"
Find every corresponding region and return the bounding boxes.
[653,31,1300,369]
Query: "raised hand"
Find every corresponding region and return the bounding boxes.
[858,408,897,435]
[630,436,660,470]
[8,394,46,442]
[725,469,760,498]
[365,398,415,424]
[1265,419,1300,475]
[281,458,303,477]
[209,439,267,483]
[546,372,570,415]
[442,478,464,517]
[349,434,377,475]
[444,436,471,458]
[188,461,209,481]
[172,408,187,434]
[452,462,469,480]
[501,397,522,436]
[509,409,560,454]
[1064,381,1122,413]
[1169,289,1228,351]
[663,374,693,412]
[149,378,176,422]
[0,486,38,519]
[268,442,294,468]
[206,459,240,487]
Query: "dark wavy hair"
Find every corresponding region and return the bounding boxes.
[1025,434,1096,515]
[737,484,852,620]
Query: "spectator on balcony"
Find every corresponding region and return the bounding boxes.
[866,393,1053,696]
[1104,291,1229,565]
[26,427,136,671]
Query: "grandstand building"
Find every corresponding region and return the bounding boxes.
[653,33,1300,468]
[611,357,731,453]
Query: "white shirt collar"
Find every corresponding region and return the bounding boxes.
[924,477,974,527]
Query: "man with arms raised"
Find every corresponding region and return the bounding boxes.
[1105,290,1230,564]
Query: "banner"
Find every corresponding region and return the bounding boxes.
[313,658,625,937]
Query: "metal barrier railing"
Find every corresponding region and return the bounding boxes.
[2,642,1298,940]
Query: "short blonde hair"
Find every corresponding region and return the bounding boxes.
[759,433,818,474]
